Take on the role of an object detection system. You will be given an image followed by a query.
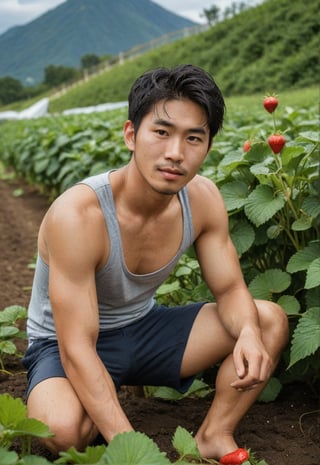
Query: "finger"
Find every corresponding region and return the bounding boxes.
[233,349,247,379]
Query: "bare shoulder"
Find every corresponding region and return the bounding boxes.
[187,175,228,237]
[39,184,106,265]
[188,174,227,213]
[44,184,102,228]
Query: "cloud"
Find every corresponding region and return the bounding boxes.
[0,0,65,34]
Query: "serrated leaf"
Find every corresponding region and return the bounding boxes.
[258,377,282,402]
[230,219,255,257]
[286,242,320,273]
[105,431,170,465]
[305,258,320,289]
[55,445,106,464]
[289,308,320,368]
[249,269,291,300]
[15,418,54,438]
[277,295,300,315]
[244,185,286,227]
[0,394,26,427]
[220,181,249,211]
[302,196,320,218]
[172,426,201,460]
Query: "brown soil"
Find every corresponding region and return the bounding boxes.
[0,178,319,465]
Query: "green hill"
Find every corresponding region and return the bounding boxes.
[49,0,319,112]
[0,0,195,85]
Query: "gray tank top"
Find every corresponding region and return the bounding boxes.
[27,171,195,342]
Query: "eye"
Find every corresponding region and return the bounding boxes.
[155,129,168,136]
[188,135,202,143]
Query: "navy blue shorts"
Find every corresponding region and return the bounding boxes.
[22,302,205,399]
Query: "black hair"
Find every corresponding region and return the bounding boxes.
[128,64,225,144]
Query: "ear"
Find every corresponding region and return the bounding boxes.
[123,120,135,152]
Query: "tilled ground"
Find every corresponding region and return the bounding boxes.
[0,178,319,464]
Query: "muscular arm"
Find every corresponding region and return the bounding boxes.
[192,177,272,389]
[42,185,133,441]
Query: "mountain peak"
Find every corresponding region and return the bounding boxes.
[0,0,196,84]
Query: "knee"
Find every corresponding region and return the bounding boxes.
[37,414,96,455]
[257,300,289,349]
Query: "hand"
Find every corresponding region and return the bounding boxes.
[230,328,272,391]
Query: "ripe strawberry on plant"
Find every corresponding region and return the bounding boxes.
[220,447,249,464]
[243,140,251,152]
[263,95,278,113]
[268,134,286,154]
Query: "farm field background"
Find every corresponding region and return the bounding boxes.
[0,84,319,464]
[0,0,319,461]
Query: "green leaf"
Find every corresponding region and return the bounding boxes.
[277,295,300,315]
[244,185,286,227]
[0,340,17,355]
[220,181,249,211]
[291,216,313,231]
[104,431,170,465]
[289,308,320,368]
[230,219,255,257]
[297,131,319,142]
[156,281,180,296]
[15,418,54,439]
[0,306,27,325]
[249,269,291,300]
[267,224,283,239]
[172,426,201,460]
[305,258,320,289]
[0,447,19,465]
[258,377,282,402]
[55,445,106,464]
[0,327,19,339]
[0,394,26,427]
[21,455,53,464]
[286,242,320,273]
[302,196,320,218]
[151,379,212,401]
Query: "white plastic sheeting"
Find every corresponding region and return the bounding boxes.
[0,98,49,120]
[0,99,127,121]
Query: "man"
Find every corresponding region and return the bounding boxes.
[23,64,288,461]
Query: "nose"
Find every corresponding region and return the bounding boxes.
[164,136,184,163]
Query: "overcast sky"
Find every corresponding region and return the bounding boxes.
[0,0,262,35]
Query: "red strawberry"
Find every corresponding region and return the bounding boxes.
[220,447,249,464]
[268,134,286,154]
[243,140,251,152]
[263,96,278,113]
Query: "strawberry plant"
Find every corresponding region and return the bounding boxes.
[0,393,53,457]
[213,97,319,396]
[0,305,27,374]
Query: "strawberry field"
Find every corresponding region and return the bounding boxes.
[0,90,319,464]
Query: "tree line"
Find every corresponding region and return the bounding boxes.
[0,53,108,106]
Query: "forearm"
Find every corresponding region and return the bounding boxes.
[216,287,261,339]
[61,346,133,442]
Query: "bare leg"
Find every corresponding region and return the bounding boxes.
[180,300,288,459]
[27,378,98,455]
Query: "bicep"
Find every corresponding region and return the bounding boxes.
[44,201,102,346]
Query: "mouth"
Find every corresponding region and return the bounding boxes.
[158,166,185,180]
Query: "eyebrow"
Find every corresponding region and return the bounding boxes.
[153,118,208,135]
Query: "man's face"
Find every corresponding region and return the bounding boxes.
[124,98,211,195]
